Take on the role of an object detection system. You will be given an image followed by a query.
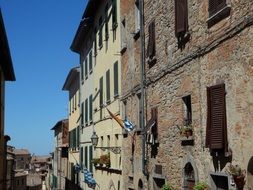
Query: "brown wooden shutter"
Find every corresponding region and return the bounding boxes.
[206,83,228,152]
[147,21,156,59]
[175,0,188,36]
[209,0,226,16]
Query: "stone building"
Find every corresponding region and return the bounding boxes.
[51,119,69,190]
[0,9,16,190]
[119,0,145,189]
[121,0,253,189]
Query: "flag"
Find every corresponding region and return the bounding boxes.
[123,119,134,132]
[83,168,96,189]
[106,108,125,129]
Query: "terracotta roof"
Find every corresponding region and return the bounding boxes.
[13,149,30,155]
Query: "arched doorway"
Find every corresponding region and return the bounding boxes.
[138,179,143,190]
[184,162,195,190]
[247,156,253,189]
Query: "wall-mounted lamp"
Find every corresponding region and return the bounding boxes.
[90,131,121,154]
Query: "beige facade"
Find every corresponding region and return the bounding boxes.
[71,0,123,189]
[62,67,81,187]
[0,10,16,190]
[122,0,253,190]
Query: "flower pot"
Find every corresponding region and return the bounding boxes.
[233,175,245,190]
[186,130,192,138]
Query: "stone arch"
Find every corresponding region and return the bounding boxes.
[138,179,144,190]
[247,156,253,189]
[108,179,116,190]
[182,154,199,190]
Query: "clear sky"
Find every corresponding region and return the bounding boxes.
[0,0,87,155]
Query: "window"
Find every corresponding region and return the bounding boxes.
[206,83,228,153]
[99,77,103,107]
[135,0,140,32]
[182,95,192,125]
[112,0,118,30]
[85,58,88,79]
[106,69,110,103]
[74,94,77,110]
[85,98,88,125]
[81,102,84,126]
[207,0,230,28]
[72,97,74,113]
[94,27,97,55]
[98,16,103,48]
[105,4,109,40]
[89,146,93,173]
[80,147,84,165]
[69,101,71,115]
[209,0,226,17]
[135,0,140,33]
[113,61,119,97]
[89,95,93,122]
[85,146,88,168]
[147,20,156,62]
[89,50,93,73]
[81,61,84,81]
[77,126,80,148]
[175,0,188,37]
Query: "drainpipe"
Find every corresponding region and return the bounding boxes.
[139,0,147,177]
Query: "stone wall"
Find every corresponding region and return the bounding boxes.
[144,0,253,189]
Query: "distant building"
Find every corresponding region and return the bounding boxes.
[6,145,15,190]
[62,66,81,188]
[13,149,31,171]
[30,155,51,180]
[0,9,16,190]
[26,173,42,190]
[13,171,27,190]
[51,119,69,190]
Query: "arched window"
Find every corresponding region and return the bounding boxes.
[138,179,143,190]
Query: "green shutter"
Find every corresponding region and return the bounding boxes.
[89,95,93,122]
[85,146,88,168]
[114,61,119,96]
[89,146,93,173]
[106,69,110,102]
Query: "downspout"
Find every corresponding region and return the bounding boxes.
[139,0,147,176]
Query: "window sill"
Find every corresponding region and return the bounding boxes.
[207,5,231,28]
[94,165,122,174]
[89,69,93,74]
[133,30,140,40]
[114,94,119,99]
[106,100,111,104]
[99,45,103,50]
[181,136,194,146]
[85,75,88,80]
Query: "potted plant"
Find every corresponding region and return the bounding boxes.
[178,124,193,138]
[91,158,100,166]
[161,183,175,190]
[100,153,110,167]
[193,182,208,190]
[226,164,245,190]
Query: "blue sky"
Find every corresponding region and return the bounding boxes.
[0,0,87,155]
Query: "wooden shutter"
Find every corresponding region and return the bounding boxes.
[206,83,228,152]
[147,21,156,59]
[175,0,188,36]
[209,0,226,16]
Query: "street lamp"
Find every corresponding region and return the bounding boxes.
[90,131,99,147]
[90,131,121,154]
